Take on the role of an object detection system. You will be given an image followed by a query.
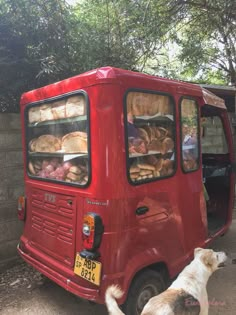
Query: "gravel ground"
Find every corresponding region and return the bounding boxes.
[1,220,236,315]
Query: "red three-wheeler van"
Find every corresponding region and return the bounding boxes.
[17,67,235,315]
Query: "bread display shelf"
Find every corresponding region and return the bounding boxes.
[134,114,173,123]
[29,152,88,159]
[129,150,174,158]
[28,115,87,127]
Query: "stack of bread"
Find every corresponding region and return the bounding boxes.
[65,165,88,185]
[128,126,174,156]
[138,126,174,154]
[28,158,88,184]
[127,92,172,117]
[29,131,88,154]
[130,156,174,182]
[28,95,86,124]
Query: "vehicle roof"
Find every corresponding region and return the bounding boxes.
[20,66,226,109]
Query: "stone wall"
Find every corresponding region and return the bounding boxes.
[0,113,24,268]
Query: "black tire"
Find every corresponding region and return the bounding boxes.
[122,269,166,315]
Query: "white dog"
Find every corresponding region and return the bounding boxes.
[105,248,227,315]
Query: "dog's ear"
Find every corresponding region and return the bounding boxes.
[194,248,202,257]
[201,250,215,269]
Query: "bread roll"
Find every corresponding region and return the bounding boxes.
[28,161,36,175]
[69,165,82,175]
[138,128,150,144]
[66,95,86,117]
[144,126,156,142]
[66,172,81,182]
[83,175,88,182]
[147,139,162,152]
[130,166,140,174]
[162,137,174,152]
[130,173,140,180]
[156,127,168,139]
[155,158,164,171]
[153,170,160,177]
[29,107,41,124]
[137,163,155,171]
[29,138,37,152]
[34,160,42,171]
[61,131,87,153]
[140,169,153,176]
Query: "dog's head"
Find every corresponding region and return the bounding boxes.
[194,248,227,273]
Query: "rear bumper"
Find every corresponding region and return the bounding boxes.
[17,241,101,303]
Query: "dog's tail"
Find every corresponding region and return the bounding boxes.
[105,285,125,315]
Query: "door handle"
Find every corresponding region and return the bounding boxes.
[136,206,149,215]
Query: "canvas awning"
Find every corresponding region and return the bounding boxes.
[202,88,226,109]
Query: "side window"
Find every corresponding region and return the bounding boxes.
[180,98,199,172]
[125,91,175,184]
[201,116,228,154]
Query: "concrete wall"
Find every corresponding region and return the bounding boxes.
[0,113,24,268]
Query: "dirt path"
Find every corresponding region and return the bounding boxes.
[1,220,236,315]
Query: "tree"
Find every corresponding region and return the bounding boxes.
[0,0,74,112]
[0,0,235,112]
[165,0,236,85]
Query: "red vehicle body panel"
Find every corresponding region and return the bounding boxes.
[18,67,235,304]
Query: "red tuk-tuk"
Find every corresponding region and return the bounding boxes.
[17,67,235,314]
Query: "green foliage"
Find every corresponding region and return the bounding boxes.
[0,0,235,112]
[169,0,236,85]
[0,0,74,111]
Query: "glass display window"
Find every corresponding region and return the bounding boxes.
[125,91,176,184]
[180,98,199,172]
[26,93,89,186]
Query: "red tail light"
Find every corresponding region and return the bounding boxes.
[18,196,26,221]
[82,213,104,252]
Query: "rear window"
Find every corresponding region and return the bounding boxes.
[26,92,90,186]
[125,90,176,184]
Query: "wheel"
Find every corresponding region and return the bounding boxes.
[122,269,166,315]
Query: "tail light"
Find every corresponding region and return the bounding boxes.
[18,196,26,221]
[80,213,104,259]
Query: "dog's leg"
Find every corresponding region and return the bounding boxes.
[199,291,209,315]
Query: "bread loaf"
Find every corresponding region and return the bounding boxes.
[29,107,41,124]
[162,137,174,153]
[138,128,150,144]
[61,131,87,153]
[34,135,61,153]
[29,138,37,152]
[131,93,149,116]
[66,95,86,118]
[147,139,162,152]
[51,100,66,119]
[40,105,54,122]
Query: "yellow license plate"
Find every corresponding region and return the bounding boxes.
[74,253,102,286]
